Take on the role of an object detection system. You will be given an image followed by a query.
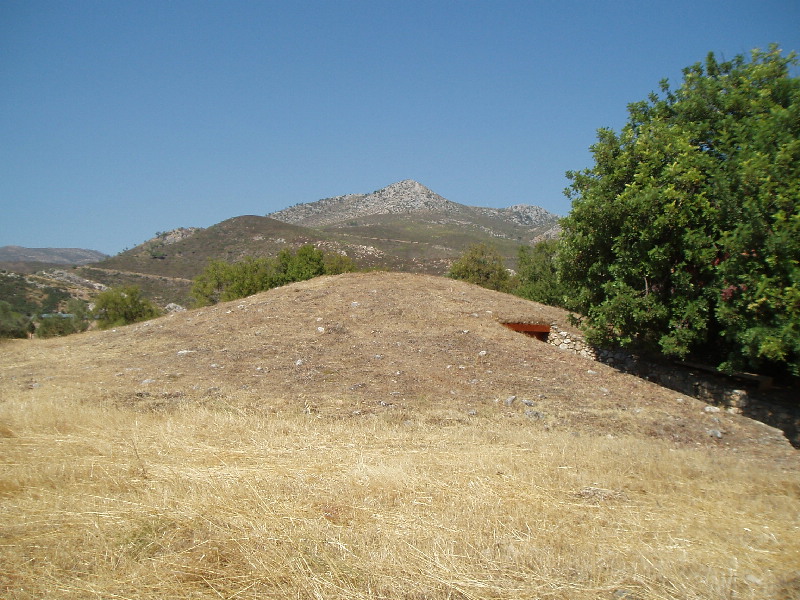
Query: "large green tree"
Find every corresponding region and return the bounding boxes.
[560,45,800,376]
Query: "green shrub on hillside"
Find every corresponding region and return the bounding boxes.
[92,286,162,329]
[36,299,91,338]
[448,243,511,292]
[0,300,29,338]
[514,240,568,308]
[191,245,358,307]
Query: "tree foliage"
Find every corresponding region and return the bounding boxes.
[191,245,357,307]
[559,45,800,375]
[0,300,29,339]
[514,240,568,307]
[92,286,161,329]
[448,243,511,292]
[36,299,91,338]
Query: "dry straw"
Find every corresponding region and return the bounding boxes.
[1,273,798,599]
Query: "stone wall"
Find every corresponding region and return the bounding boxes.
[547,324,799,448]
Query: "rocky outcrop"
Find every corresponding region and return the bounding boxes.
[268,179,560,233]
[148,228,203,246]
[269,180,459,227]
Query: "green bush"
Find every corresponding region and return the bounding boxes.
[36,299,91,338]
[191,245,358,307]
[92,286,161,329]
[448,243,511,292]
[0,301,29,338]
[514,240,568,307]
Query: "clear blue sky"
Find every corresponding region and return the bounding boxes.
[2,1,798,255]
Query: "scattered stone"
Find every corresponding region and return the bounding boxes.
[522,399,536,406]
[176,349,195,355]
[478,350,488,357]
[317,326,325,333]
[587,369,598,375]
[525,410,545,420]
[165,303,186,312]
[504,395,517,406]
[467,409,477,416]
[295,359,304,366]
[708,429,723,438]
[578,486,624,501]
[141,379,155,384]
[704,405,721,413]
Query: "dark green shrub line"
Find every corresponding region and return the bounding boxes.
[190,245,357,307]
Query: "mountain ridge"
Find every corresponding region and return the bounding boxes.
[268,180,457,227]
[267,179,558,227]
[269,179,560,234]
[0,245,108,265]
[3,180,561,307]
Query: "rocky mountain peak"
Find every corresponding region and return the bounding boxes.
[268,179,560,235]
[268,180,457,227]
[362,180,457,214]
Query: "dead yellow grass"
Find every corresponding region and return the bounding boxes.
[1,273,798,599]
[1,392,798,599]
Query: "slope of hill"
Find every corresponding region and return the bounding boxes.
[1,271,791,451]
[87,180,561,301]
[0,245,108,265]
[269,179,560,240]
[88,218,310,278]
[1,272,797,599]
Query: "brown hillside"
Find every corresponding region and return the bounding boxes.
[2,271,792,456]
[2,271,799,599]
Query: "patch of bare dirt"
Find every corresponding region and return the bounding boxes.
[1,272,795,460]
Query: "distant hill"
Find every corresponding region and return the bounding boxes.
[0,246,108,266]
[269,179,560,237]
[88,180,560,302]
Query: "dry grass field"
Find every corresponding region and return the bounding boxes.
[1,272,798,599]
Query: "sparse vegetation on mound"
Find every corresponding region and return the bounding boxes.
[1,272,797,599]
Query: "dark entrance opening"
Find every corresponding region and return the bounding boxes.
[501,322,551,342]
